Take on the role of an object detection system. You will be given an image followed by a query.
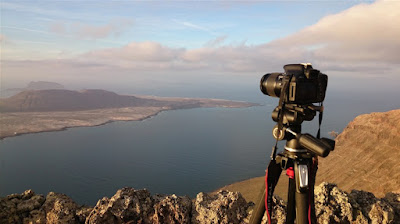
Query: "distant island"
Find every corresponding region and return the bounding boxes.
[0,89,257,139]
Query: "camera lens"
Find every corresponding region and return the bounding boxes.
[260,73,283,97]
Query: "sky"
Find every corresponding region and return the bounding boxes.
[1,0,399,98]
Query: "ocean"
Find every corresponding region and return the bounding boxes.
[1,76,398,205]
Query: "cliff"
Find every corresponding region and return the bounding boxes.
[218,109,400,204]
[1,183,399,224]
[317,109,400,197]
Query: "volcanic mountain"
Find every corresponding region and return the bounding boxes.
[0,89,158,112]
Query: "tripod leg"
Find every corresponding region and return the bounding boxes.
[249,181,266,224]
[286,176,296,224]
[294,161,311,224]
[251,159,283,224]
[295,191,309,224]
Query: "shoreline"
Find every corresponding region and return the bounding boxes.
[0,107,168,141]
[0,101,258,140]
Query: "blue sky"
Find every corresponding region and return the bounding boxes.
[1,0,399,96]
[2,1,364,53]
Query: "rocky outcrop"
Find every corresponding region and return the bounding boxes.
[1,183,399,224]
[85,188,192,224]
[192,191,250,224]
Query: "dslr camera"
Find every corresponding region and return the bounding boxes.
[260,63,327,104]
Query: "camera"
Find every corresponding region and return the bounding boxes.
[260,63,327,104]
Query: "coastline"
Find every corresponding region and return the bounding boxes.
[0,107,168,140]
[0,98,258,140]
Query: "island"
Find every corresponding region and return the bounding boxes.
[0,89,257,139]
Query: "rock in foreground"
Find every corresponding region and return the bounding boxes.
[1,183,399,223]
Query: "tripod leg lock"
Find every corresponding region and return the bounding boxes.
[298,164,309,190]
[294,162,310,193]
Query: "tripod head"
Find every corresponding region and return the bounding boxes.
[271,103,320,140]
[271,103,335,158]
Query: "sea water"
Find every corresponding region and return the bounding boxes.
[0,79,398,205]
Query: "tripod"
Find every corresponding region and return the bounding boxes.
[250,109,334,224]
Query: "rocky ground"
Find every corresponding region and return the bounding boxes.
[1,182,399,224]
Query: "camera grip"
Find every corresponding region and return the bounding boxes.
[298,133,331,157]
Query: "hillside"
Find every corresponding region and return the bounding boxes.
[0,89,153,112]
[316,109,400,197]
[219,109,400,202]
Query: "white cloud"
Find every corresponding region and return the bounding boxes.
[266,0,400,69]
[2,0,399,89]
[68,0,399,74]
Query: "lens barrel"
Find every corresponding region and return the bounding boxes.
[260,73,282,98]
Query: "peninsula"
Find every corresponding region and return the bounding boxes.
[0,89,257,139]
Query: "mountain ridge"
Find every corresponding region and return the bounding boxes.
[0,89,152,112]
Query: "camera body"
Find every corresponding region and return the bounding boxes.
[260,63,327,104]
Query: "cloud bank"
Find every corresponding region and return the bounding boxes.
[2,0,399,88]
[75,0,400,73]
